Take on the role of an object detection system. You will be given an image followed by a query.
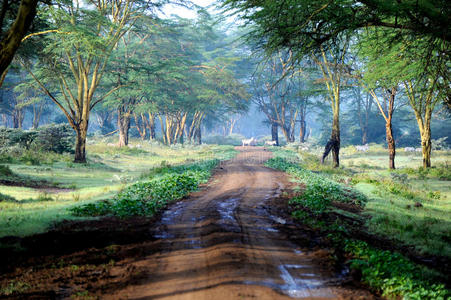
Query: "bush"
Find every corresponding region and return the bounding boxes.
[0,124,75,160]
[34,124,75,154]
[0,128,37,149]
[0,165,13,176]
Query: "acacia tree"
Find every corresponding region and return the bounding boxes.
[22,0,155,162]
[0,0,39,86]
[404,77,442,168]
[250,51,300,145]
[313,44,350,167]
[359,29,447,168]
[222,0,451,119]
[357,30,405,169]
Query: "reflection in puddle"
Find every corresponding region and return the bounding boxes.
[217,198,240,222]
[217,198,242,233]
[258,226,279,233]
[154,201,185,240]
[270,215,287,225]
[278,264,330,298]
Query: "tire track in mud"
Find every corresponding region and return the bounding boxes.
[102,148,376,300]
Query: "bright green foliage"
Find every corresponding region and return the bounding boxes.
[265,156,366,215]
[222,0,450,59]
[70,159,219,217]
[345,240,449,299]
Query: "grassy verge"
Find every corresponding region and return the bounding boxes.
[265,149,450,299]
[0,141,236,238]
[70,159,219,217]
[293,148,451,258]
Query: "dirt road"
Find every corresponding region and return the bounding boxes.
[100,147,373,299]
[0,147,375,299]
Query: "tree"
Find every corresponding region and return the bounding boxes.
[352,87,372,145]
[357,30,405,169]
[22,0,153,162]
[222,0,450,110]
[359,29,447,168]
[251,51,299,145]
[222,0,450,55]
[313,44,350,167]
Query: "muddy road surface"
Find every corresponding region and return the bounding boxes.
[103,148,373,299]
[0,147,375,299]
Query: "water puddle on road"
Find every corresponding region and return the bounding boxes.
[217,197,242,232]
[153,201,186,239]
[278,264,331,298]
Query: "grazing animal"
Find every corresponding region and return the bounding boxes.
[264,140,277,146]
[355,144,369,152]
[242,137,256,146]
[404,147,416,152]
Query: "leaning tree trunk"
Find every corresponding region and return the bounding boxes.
[271,122,279,146]
[0,0,39,87]
[118,107,130,147]
[386,119,396,169]
[321,112,340,167]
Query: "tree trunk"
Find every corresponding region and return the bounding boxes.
[74,126,88,163]
[195,124,202,144]
[362,128,368,145]
[421,128,432,168]
[0,0,39,87]
[148,113,156,140]
[134,113,146,140]
[299,118,306,143]
[117,107,130,147]
[322,112,340,167]
[386,120,396,169]
[271,122,279,146]
[229,119,236,135]
[31,102,43,129]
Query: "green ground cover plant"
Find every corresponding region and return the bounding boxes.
[70,159,219,217]
[266,148,450,299]
[265,156,366,215]
[292,147,451,258]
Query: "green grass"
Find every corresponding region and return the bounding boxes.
[266,148,451,299]
[0,139,236,238]
[289,146,451,259]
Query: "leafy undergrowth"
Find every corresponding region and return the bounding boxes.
[265,157,366,215]
[345,240,448,299]
[265,155,450,299]
[70,159,219,217]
